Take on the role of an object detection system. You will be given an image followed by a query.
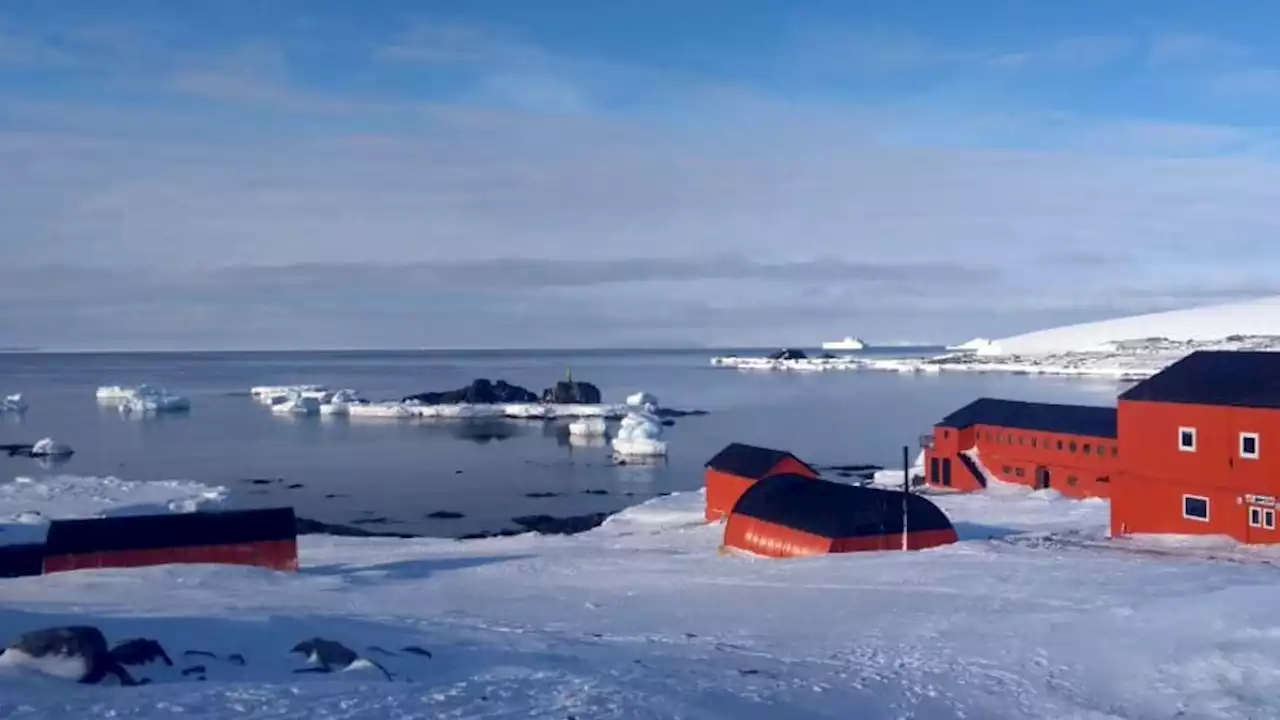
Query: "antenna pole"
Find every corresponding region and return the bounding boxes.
[902,445,910,551]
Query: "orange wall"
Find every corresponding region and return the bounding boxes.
[704,458,818,522]
[1118,400,1280,494]
[723,517,834,557]
[43,539,299,574]
[926,423,1118,497]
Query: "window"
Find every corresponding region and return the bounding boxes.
[1002,465,1013,475]
[1182,495,1209,522]
[1241,433,1260,460]
[1018,435,1024,445]
[1015,467,1025,478]
[1031,438,1038,449]
[1056,440,1064,451]
[943,430,951,439]
[1111,447,1119,458]
[1083,443,1092,455]
[1267,509,1276,530]
[1179,427,1197,452]
[1097,476,1110,484]
[1069,441,1078,453]
[1251,507,1263,528]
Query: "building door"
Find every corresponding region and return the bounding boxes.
[941,458,952,487]
[1034,466,1050,490]
[930,457,939,485]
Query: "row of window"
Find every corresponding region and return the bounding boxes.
[981,430,1117,458]
[1178,428,1260,459]
[1181,495,1277,530]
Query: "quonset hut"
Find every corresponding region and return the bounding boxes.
[723,474,958,558]
[923,398,1119,498]
[704,443,817,522]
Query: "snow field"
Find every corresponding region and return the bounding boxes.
[3,475,1280,717]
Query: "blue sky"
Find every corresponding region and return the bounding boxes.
[4,1,1280,349]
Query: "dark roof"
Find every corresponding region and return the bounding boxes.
[44,507,296,556]
[0,543,44,578]
[705,442,814,479]
[1120,351,1280,409]
[730,474,954,539]
[937,398,1116,439]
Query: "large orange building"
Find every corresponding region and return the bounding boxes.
[925,350,1280,544]
[923,398,1120,499]
[1112,351,1280,543]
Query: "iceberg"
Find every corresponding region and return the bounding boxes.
[611,410,667,458]
[271,393,322,416]
[99,385,191,415]
[1,394,27,414]
[30,438,73,458]
[568,417,608,436]
[625,391,659,408]
[251,385,328,404]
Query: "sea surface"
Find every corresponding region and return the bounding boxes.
[0,349,1127,537]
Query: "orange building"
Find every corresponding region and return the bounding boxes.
[924,398,1120,498]
[704,443,817,522]
[1112,351,1280,544]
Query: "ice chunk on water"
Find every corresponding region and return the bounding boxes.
[30,438,73,457]
[611,411,666,457]
[568,417,608,436]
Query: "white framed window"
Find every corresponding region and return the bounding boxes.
[1182,494,1210,522]
[1241,432,1260,460]
[1251,507,1263,527]
[1266,509,1276,530]
[1178,427,1197,452]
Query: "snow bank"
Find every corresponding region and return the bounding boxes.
[0,474,228,546]
[4,475,1280,717]
[611,410,666,457]
[991,295,1280,355]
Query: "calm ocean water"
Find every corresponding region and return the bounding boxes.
[0,349,1126,537]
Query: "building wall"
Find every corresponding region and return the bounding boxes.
[704,457,817,522]
[925,423,1117,497]
[924,426,985,492]
[42,539,299,574]
[722,517,834,558]
[1114,399,1280,543]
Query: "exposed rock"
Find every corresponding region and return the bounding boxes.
[110,638,173,667]
[403,378,538,405]
[767,348,808,360]
[3,626,139,685]
[652,407,709,418]
[295,517,416,539]
[227,654,246,666]
[286,483,304,490]
[540,380,601,405]
[581,489,609,496]
[510,512,611,535]
[290,638,391,681]
[524,492,561,499]
[427,510,465,519]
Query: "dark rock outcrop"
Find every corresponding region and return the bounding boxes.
[5,626,139,686]
[427,510,465,520]
[110,638,173,667]
[540,380,601,405]
[511,512,611,535]
[295,517,416,539]
[767,348,808,360]
[403,379,538,405]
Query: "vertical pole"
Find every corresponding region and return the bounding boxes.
[902,444,910,551]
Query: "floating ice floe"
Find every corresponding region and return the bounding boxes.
[1,394,27,414]
[271,393,322,416]
[251,385,328,405]
[318,389,363,416]
[96,384,159,401]
[30,438,73,458]
[611,410,667,458]
[568,417,608,436]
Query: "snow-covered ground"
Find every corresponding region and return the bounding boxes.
[713,302,1280,380]
[4,473,1280,717]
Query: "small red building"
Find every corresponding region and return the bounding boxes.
[924,398,1120,499]
[41,507,299,574]
[723,474,958,557]
[1113,351,1280,544]
[704,443,817,522]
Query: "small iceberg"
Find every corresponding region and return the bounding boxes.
[1,394,27,414]
[611,410,667,458]
[319,390,363,416]
[105,385,191,415]
[30,438,73,458]
[568,417,608,436]
[251,384,328,404]
[96,384,158,402]
[625,391,659,408]
[271,392,322,416]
